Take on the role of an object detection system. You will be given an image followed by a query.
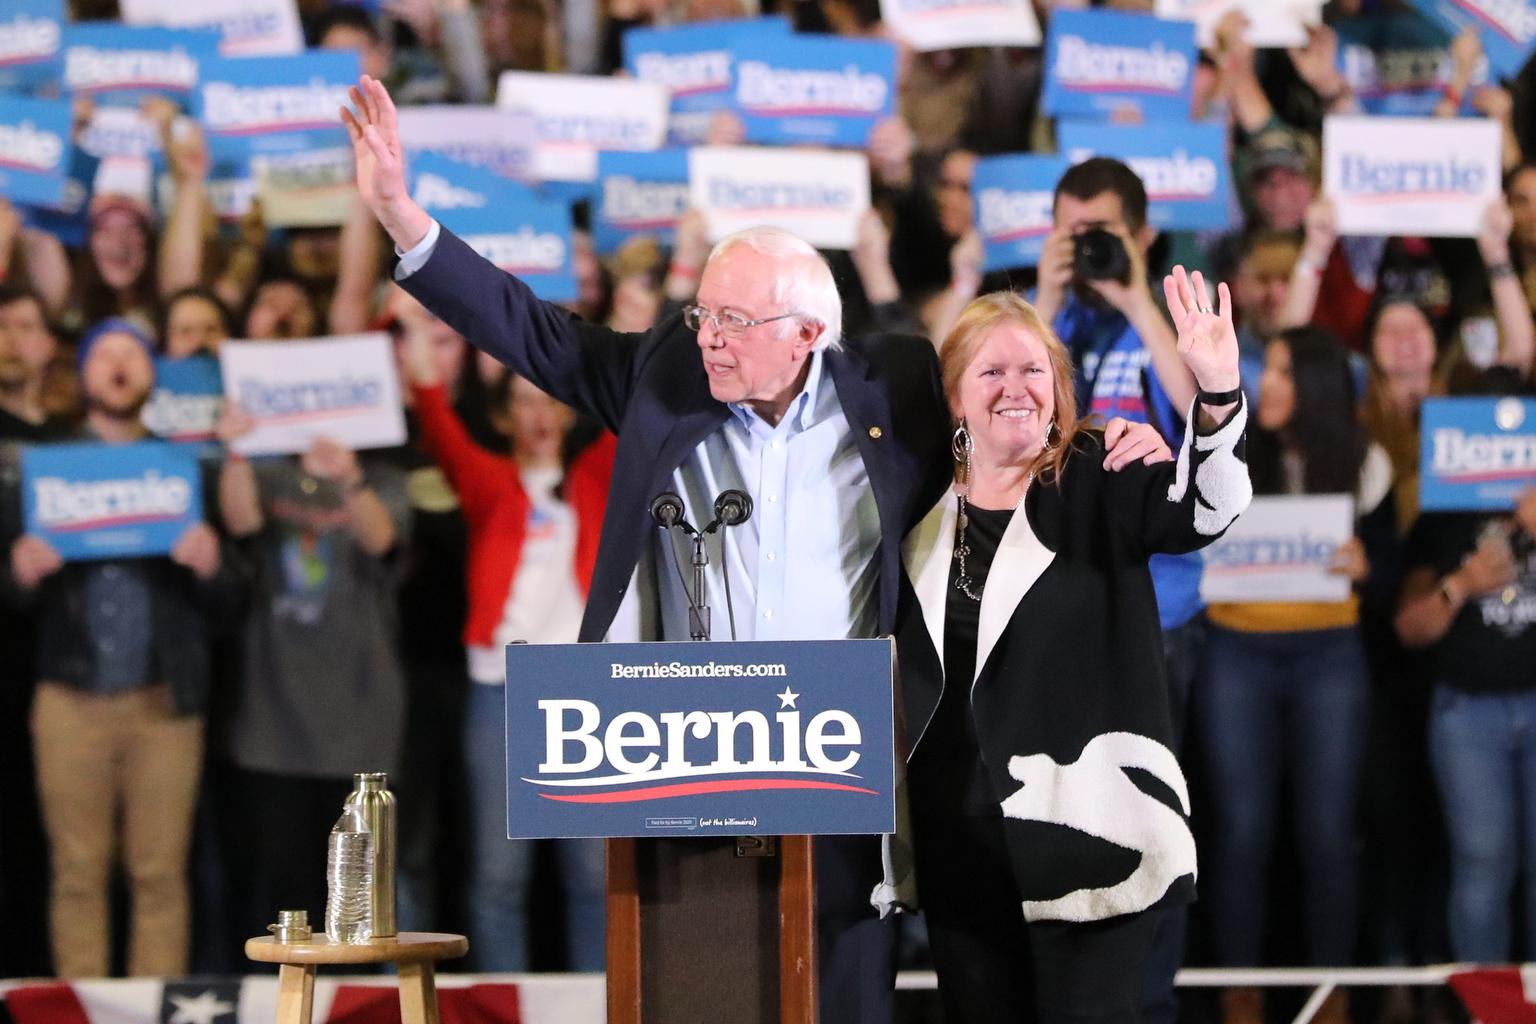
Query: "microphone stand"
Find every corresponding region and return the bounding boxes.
[650,490,752,642]
[651,490,769,858]
[651,492,711,642]
[688,532,710,642]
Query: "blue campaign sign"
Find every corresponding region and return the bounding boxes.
[593,148,690,254]
[0,0,64,95]
[19,144,97,248]
[624,18,792,144]
[538,178,600,208]
[411,149,589,215]
[143,356,224,450]
[1042,9,1196,122]
[1057,120,1233,232]
[0,95,72,208]
[80,109,163,162]
[414,153,579,302]
[1335,10,1479,117]
[1419,397,1536,511]
[407,150,499,213]
[1408,0,1536,78]
[195,157,259,228]
[63,24,221,107]
[732,35,896,148]
[973,154,1067,271]
[504,639,896,839]
[195,50,357,165]
[22,441,203,562]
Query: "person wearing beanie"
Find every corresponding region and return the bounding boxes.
[75,317,156,373]
[4,319,244,977]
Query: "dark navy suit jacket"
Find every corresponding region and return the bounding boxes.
[399,226,954,643]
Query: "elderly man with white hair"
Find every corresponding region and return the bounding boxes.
[343,74,1169,1021]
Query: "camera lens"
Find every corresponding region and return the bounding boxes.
[1072,228,1130,282]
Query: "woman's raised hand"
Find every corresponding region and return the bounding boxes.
[1162,266,1241,394]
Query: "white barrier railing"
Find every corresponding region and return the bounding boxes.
[0,966,1509,1024]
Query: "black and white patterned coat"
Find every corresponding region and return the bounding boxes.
[890,397,1250,923]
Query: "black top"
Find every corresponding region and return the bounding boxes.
[0,410,70,545]
[1404,511,1536,694]
[910,501,1013,817]
[895,401,1251,922]
[0,408,66,443]
[0,411,72,707]
[388,416,470,670]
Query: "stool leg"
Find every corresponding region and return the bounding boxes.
[398,962,440,1024]
[275,965,316,1024]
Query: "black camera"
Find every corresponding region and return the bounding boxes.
[1072,228,1130,283]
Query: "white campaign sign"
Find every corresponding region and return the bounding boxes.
[1324,115,1500,238]
[497,72,668,183]
[688,145,870,250]
[1199,494,1355,604]
[219,334,406,456]
[1154,0,1323,48]
[255,147,355,228]
[396,105,537,182]
[881,0,1040,52]
[120,0,302,55]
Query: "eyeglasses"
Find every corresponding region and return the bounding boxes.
[683,304,797,340]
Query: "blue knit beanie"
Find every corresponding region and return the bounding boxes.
[76,318,156,372]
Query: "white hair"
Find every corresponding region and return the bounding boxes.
[705,226,844,350]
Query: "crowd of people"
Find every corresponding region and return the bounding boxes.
[3,0,1536,1022]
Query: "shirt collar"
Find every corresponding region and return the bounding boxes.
[728,350,828,435]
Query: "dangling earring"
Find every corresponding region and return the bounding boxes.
[1042,419,1060,452]
[951,422,983,602]
[951,423,974,492]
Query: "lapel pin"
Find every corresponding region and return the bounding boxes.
[868,426,883,439]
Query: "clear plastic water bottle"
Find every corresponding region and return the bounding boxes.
[324,802,374,943]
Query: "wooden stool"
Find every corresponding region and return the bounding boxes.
[246,933,469,1024]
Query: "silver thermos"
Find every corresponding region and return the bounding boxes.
[348,772,398,938]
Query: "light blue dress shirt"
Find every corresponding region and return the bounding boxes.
[655,352,880,643]
[396,221,883,644]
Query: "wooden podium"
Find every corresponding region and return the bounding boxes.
[605,835,816,1024]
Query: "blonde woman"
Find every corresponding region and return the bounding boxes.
[893,270,1250,1023]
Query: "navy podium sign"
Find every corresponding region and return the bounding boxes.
[504,639,896,839]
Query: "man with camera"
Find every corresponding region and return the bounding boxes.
[1033,156,1207,1024]
[1034,157,1197,427]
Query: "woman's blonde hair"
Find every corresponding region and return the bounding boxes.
[938,291,1083,487]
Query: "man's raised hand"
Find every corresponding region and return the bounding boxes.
[340,75,431,250]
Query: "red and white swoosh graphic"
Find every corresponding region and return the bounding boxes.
[539,777,878,803]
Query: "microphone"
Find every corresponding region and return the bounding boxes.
[706,489,753,642]
[650,491,709,640]
[713,489,753,530]
[650,492,694,534]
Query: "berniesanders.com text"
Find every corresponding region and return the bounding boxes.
[610,661,789,679]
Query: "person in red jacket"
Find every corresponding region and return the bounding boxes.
[399,293,615,972]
